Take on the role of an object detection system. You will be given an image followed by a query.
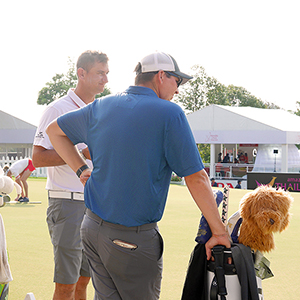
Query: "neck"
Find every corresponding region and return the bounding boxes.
[74,86,95,104]
[138,81,159,97]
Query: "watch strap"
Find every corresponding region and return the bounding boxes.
[76,164,89,178]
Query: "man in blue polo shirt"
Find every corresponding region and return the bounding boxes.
[46,52,230,300]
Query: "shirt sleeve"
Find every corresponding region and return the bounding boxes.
[33,106,61,149]
[165,110,204,177]
[57,105,90,145]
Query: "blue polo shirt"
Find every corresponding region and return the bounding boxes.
[57,86,204,226]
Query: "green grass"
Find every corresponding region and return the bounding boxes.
[1,179,299,299]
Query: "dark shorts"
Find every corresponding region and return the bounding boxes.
[47,197,90,284]
[81,209,163,300]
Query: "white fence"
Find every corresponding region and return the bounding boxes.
[0,156,47,178]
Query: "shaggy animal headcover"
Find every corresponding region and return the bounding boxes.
[238,185,293,252]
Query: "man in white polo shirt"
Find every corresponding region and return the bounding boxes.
[32,50,109,300]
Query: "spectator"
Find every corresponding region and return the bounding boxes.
[211,178,218,187]
[244,153,249,164]
[222,153,230,163]
[235,180,242,189]
[217,153,222,162]
[239,152,245,163]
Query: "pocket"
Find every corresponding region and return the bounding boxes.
[46,199,64,240]
[46,199,64,225]
[48,200,84,249]
[154,229,164,261]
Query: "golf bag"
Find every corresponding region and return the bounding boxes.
[207,245,263,300]
[181,186,268,300]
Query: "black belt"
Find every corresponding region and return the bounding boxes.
[86,209,157,232]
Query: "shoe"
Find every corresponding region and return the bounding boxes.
[17,197,24,202]
[19,197,29,203]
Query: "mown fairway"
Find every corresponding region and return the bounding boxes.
[1,179,298,299]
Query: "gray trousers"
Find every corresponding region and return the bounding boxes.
[47,197,90,284]
[81,209,163,300]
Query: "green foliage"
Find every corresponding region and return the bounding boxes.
[37,58,110,105]
[174,65,228,112]
[37,58,77,105]
[96,87,111,98]
[174,65,282,163]
[197,144,210,163]
[294,101,300,116]
[171,172,182,182]
[174,65,280,113]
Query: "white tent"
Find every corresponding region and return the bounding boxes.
[0,110,37,158]
[252,144,300,173]
[186,105,300,173]
[0,110,37,143]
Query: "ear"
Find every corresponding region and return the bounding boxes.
[77,68,86,80]
[157,70,165,85]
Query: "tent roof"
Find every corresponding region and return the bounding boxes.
[0,110,37,144]
[187,105,300,144]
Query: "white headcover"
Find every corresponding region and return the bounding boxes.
[0,168,22,196]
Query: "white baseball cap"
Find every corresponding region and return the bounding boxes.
[137,52,193,85]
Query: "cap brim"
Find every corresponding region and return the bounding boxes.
[174,71,193,85]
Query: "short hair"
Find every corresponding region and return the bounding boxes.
[134,62,156,85]
[134,62,172,85]
[77,50,108,72]
[3,165,9,175]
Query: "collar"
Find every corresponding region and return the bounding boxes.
[67,89,87,108]
[125,86,159,98]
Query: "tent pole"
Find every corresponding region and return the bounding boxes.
[210,144,216,178]
[281,144,288,172]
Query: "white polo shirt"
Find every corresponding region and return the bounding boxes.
[33,89,92,192]
[9,158,30,177]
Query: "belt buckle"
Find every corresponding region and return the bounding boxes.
[72,192,84,201]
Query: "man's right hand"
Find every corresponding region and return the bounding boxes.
[80,169,92,186]
[205,233,231,260]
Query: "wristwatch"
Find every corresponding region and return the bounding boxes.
[76,164,89,178]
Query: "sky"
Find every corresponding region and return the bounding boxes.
[1,0,300,126]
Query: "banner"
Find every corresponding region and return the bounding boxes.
[247,172,300,192]
[213,179,247,189]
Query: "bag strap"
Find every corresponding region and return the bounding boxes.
[210,245,227,300]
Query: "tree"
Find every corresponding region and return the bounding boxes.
[224,85,280,108]
[295,101,300,116]
[174,65,229,112]
[37,58,110,105]
[174,65,280,113]
[174,65,281,162]
[197,144,210,163]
